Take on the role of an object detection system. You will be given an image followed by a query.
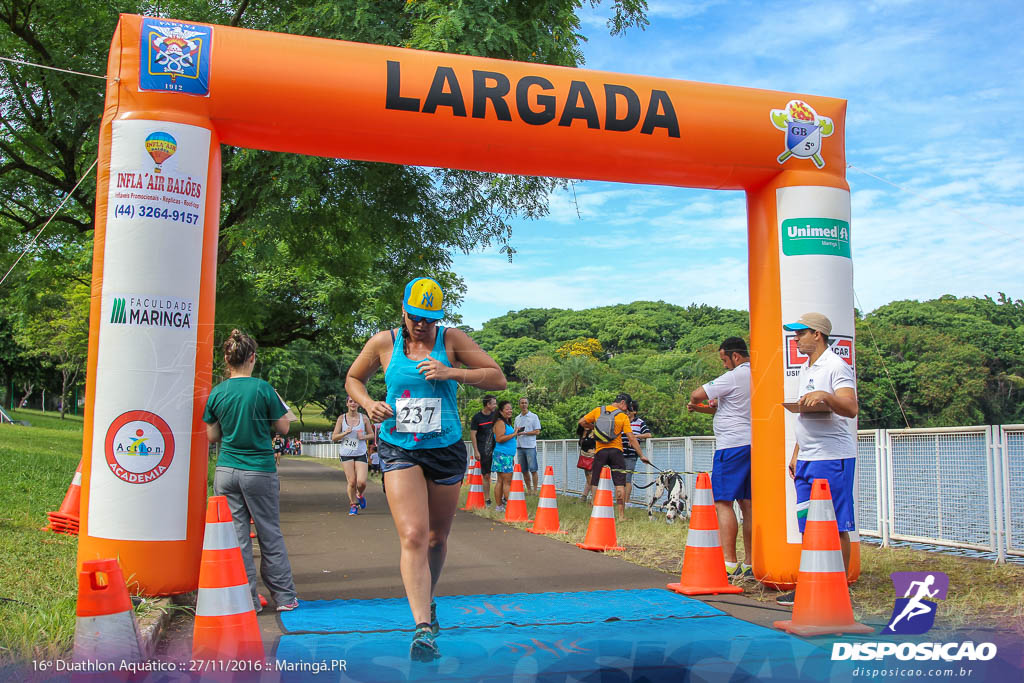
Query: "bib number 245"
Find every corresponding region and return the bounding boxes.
[395,397,442,433]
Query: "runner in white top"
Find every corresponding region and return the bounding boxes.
[688,336,753,578]
[332,396,374,516]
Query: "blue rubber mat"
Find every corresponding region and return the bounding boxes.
[275,615,851,682]
[279,589,722,633]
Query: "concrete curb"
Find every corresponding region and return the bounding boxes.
[136,592,194,659]
[135,598,173,659]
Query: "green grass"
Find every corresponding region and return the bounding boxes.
[0,420,83,663]
[285,406,335,437]
[5,407,85,431]
[0,415,219,665]
[460,486,1024,635]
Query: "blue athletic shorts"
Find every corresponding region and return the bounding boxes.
[795,458,856,533]
[711,445,751,502]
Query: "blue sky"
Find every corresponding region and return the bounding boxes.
[450,0,1024,329]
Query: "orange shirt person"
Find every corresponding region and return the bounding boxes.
[579,393,648,517]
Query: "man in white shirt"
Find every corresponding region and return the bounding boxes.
[688,337,752,579]
[514,397,542,495]
[778,312,859,606]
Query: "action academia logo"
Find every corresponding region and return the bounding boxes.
[770,100,834,169]
[104,410,175,484]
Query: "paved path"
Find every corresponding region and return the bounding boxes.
[255,457,779,648]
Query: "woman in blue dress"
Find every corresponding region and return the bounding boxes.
[345,277,506,661]
[490,400,518,512]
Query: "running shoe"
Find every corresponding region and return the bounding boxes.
[276,598,300,612]
[494,504,505,513]
[349,504,359,516]
[358,494,366,509]
[775,591,796,606]
[410,624,439,662]
[485,498,492,506]
[430,600,439,635]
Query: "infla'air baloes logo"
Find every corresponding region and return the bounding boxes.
[770,100,834,169]
[140,18,212,97]
[104,410,175,485]
[144,132,177,174]
[883,571,949,635]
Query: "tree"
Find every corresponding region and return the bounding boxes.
[261,341,323,426]
[554,354,603,398]
[490,336,549,376]
[1,1,649,349]
[15,281,89,418]
[555,337,603,359]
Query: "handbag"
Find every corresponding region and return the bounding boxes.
[576,451,595,471]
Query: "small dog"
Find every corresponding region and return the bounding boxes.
[645,472,688,523]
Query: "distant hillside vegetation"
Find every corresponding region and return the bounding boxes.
[459,295,1024,439]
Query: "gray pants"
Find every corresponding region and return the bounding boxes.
[214,467,296,611]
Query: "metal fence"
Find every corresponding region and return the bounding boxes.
[299,425,1023,562]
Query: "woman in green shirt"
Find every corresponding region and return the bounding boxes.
[203,329,298,613]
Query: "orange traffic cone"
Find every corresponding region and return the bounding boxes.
[463,456,475,486]
[462,459,486,510]
[667,472,742,595]
[504,463,530,522]
[529,466,566,534]
[73,558,143,664]
[576,466,624,551]
[250,517,256,539]
[774,479,873,636]
[45,460,82,535]
[192,496,265,662]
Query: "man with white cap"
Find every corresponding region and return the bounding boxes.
[776,312,859,607]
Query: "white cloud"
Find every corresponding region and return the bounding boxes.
[451,1,1024,327]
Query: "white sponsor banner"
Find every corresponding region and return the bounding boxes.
[777,186,858,545]
[89,120,210,540]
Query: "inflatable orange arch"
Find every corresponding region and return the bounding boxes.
[79,14,858,594]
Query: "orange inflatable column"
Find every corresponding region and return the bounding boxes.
[747,167,860,589]
[78,17,221,595]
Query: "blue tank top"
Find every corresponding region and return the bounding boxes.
[380,327,462,450]
[493,419,516,456]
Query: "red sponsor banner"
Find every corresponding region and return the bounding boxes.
[785,334,854,368]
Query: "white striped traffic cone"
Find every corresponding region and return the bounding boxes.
[462,459,486,510]
[667,472,742,595]
[576,466,624,551]
[504,463,530,522]
[529,466,566,534]
[773,479,873,635]
[192,496,265,661]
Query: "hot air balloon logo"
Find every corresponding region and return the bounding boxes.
[144,132,177,173]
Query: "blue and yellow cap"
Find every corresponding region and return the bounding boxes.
[403,277,445,320]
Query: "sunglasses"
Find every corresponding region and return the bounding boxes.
[406,313,435,324]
